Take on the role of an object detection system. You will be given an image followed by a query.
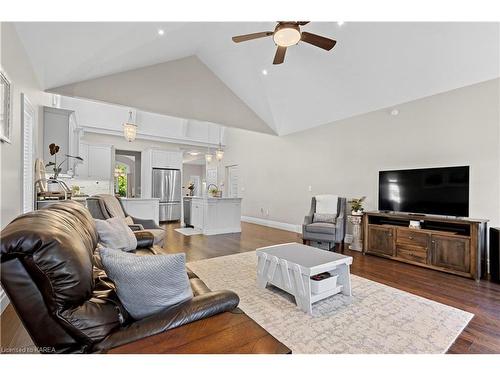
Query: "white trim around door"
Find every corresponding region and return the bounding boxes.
[21,93,36,213]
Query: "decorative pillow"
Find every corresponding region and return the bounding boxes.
[313,213,337,224]
[94,217,137,251]
[99,248,193,320]
[315,195,338,214]
[124,216,135,225]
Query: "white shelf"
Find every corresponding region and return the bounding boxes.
[311,285,343,303]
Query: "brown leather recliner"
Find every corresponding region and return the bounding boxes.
[0,201,239,353]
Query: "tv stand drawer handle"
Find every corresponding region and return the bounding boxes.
[408,236,414,240]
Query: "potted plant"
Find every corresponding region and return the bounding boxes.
[45,143,83,192]
[349,196,366,215]
[209,186,220,198]
[46,143,83,180]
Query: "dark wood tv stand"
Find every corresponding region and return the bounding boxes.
[363,211,488,280]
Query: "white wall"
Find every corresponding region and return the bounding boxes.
[1,23,51,227]
[222,79,500,229]
[51,56,274,134]
[0,23,51,313]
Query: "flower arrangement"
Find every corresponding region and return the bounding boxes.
[46,143,83,179]
[349,196,366,215]
[209,186,220,197]
[188,182,195,196]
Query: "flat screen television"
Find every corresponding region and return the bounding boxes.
[378,166,469,217]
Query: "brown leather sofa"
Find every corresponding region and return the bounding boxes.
[0,201,239,353]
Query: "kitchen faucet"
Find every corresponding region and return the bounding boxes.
[207,183,218,192]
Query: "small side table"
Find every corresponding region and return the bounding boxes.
[348,214,363,251]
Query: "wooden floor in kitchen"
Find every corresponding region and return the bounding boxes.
[2,222,500,354]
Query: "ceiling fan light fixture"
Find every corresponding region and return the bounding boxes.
[273,26,301,47]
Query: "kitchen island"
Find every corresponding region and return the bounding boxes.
[183,196,242,235]
[120,198,161,225]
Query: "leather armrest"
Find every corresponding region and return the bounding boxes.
[134,231,155,249]
[131,217,161,230]
[92,290,240,352]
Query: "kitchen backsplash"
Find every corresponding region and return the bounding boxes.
[65,178,112,196]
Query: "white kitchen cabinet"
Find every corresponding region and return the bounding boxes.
[152,149,183,169]
[120,198,160,225]
[185,197,241,235]
[191,200,204,229]
[75,142,113,180]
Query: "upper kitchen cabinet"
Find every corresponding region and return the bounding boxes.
[75,142,113,180]
[151,149,183,169]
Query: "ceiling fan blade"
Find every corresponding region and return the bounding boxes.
[273,46,287,65]
[232,31,273,43]
[300,32,337,51]
[296,21,310,26]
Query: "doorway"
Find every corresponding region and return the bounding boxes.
[115,150,142,197]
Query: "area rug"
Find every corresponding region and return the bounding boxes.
[174,227,203,236]
[187,251,473,354]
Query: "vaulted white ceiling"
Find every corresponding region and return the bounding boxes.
[14,22,500,135]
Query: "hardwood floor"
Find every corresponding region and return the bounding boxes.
[2,221,500,354]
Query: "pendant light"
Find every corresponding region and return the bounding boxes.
[215,127,224,161]
[123,111,137,142]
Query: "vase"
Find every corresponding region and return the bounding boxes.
[47,179,62,193]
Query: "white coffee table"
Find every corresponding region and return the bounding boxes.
[256,243,353,315]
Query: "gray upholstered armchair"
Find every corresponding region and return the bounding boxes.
[302,196,347,251]
[86,194,165,247]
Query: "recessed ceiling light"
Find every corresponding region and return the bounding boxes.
[337,21,344,26]
[262,69,268,75]
[390,109,399,116]
[158,29,165,36]
[188,151,200,156]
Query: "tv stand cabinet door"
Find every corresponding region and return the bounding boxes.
[367,225,395,256]
[431,235,470,274]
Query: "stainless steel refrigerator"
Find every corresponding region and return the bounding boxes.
[152,168,182,221]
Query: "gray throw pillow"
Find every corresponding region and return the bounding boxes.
[99,248,193,320]
[94,217,137,251]
[313,213,337,224]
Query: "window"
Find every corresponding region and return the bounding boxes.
[226,165,239,198]
[114,164,128,197]
[22,94,35,213]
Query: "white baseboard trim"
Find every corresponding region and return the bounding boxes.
[203,227,242,236]
[0,289,9,315]
[241,216,302,234]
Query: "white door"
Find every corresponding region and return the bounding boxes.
[190,175,201,196]
[226,165,239,198]
[22,94,35,213]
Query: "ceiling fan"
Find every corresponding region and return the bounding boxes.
[232,21,337,65]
